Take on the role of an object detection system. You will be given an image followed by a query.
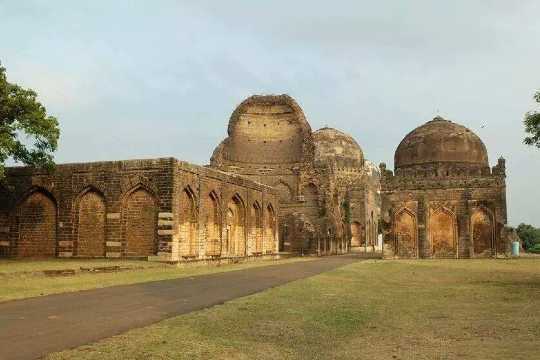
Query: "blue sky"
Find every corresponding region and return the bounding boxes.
[1,1,539,226]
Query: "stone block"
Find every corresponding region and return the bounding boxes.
[106,213,121,220]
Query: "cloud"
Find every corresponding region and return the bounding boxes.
[1,0,539,226]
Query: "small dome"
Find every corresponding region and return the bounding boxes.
[313,127,364,169]
[395,116,489,170]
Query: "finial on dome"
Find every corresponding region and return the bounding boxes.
[433,115,445,121]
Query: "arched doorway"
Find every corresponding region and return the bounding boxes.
[471,208,494,257]
[77,190,106,257]
[251,202,263,254]
[17,191,57,257]
[180,188,198,257]
[124,188,156,257]
[226,195,245,256]
[265,204,277,253]
[394,209,417,258]
[206,192,221,256]
[429,208,457,258]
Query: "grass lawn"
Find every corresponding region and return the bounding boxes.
[48,259,540,360]
[0,257,313,303]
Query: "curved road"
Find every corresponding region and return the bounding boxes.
[0,255,360,360]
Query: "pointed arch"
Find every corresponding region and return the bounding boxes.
[429,206,457,258]
[16,188,57,257]
[225,193,246,256]
[393,208,417,258]
[471,206,494,257]
[265,203,277,253]
[123,185,157,257]
[205,190,221,256]
[273,180,293,202]
[251,201,263,253]
[180,186,198,257]
[76,188,106,257]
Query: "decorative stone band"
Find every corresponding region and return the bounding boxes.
[106,212,121,220]
[158,212,173,219]
[158,212,174,236]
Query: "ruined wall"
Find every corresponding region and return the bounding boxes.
[211,96,382,255]
[0,158,279,261]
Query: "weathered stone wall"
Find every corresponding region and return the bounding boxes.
[211,95,381,255]
[380,166,507,259]
[0,158,278,261]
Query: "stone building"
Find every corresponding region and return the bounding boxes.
[0,158,279,261]
[0,94,510,261]
[380,116,507,258]
[210,94,380,254]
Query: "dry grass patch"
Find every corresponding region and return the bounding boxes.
[0,257,314,302]
[49,259,540,360]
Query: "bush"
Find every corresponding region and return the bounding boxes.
[528,244,540,254]
[516,223,540,250]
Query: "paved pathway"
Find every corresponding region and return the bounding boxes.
[0,255,359,360]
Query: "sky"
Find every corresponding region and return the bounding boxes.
[1,0,539,226]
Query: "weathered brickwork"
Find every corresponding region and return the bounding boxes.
[16,191,57,257]
[77,190,106,257]
[380,117,508,259]
[0,158,278,261]
[124,188,157,257]
[211,95,380,255]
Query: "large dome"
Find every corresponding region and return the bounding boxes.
[211,94,313,166]
[395,116,489,171]
[313,127,364,169]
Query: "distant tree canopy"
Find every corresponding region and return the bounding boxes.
[0,62,59,180]
[516,223,540,251]
[524,90,540,148]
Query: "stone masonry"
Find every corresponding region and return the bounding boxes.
[0,158,279,261]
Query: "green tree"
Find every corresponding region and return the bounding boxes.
[516,223,540,250]
[0,62,59,180]
[524,90,540,148]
